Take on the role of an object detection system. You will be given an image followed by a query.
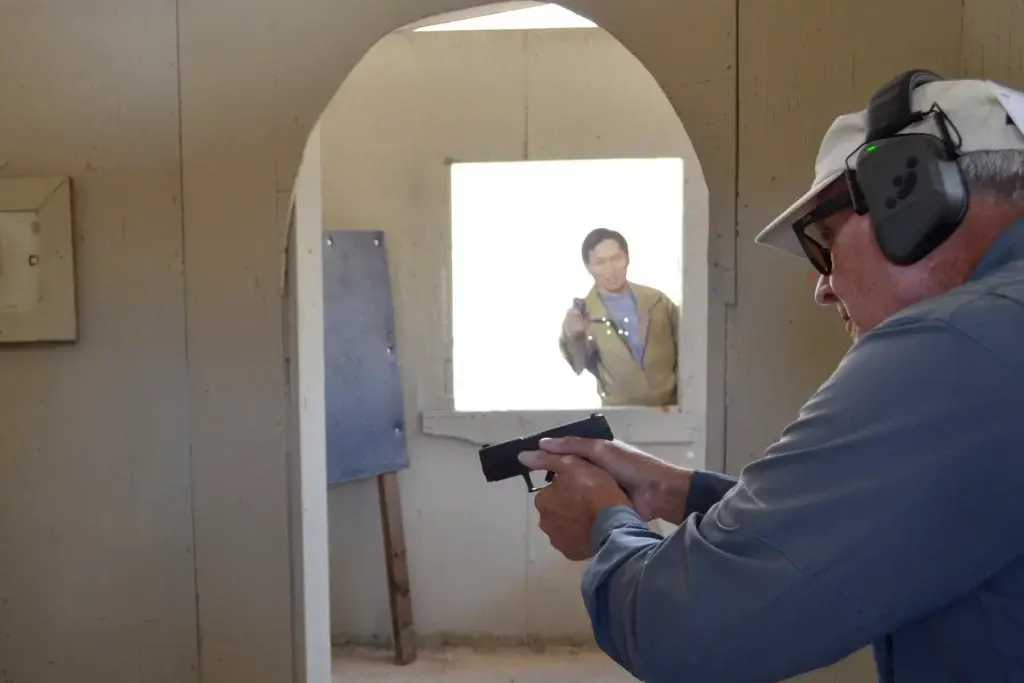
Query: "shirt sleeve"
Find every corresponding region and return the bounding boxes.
[684,470,738,518]
[581,316,1024,683]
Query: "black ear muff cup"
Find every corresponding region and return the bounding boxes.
[852,70,969,265]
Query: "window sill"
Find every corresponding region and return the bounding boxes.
[420,406,700,446]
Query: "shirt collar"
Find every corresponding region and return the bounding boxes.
[968,218,1024,282]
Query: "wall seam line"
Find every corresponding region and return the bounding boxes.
[724,0,741,473]
[174,0,204,679]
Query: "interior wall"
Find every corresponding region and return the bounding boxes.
[287,123,333,683]
[0,4,199,682]
[3,0,1019,681]
[319,28,700,641]
[962,0,1024,87]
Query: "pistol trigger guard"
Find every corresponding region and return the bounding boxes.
[522,471,556,493]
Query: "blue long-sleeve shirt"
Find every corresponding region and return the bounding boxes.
[582,219,1024,683]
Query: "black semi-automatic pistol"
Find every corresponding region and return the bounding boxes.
[479,413,614,493]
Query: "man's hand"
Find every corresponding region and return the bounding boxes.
[518,450,631,561]
[536,437,692,525]
[563,308,589,337]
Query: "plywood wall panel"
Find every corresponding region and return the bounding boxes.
[0,2,197,681]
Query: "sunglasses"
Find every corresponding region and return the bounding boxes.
[791,190,853,276]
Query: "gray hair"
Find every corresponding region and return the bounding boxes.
[958,149,1024,204]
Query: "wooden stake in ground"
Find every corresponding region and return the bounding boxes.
[377,472,416,664]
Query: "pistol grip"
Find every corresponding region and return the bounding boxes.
[522,470,557,493]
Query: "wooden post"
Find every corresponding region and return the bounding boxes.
[377,472,416,664]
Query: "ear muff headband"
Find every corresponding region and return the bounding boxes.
[866,70,944,141]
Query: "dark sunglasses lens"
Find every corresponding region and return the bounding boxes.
[799,237,830,275]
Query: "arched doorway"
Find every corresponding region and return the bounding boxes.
[285,2,713,678]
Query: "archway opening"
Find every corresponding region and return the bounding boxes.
[411,2,596,31]
[288,2,711,677]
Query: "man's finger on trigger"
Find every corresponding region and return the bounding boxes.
[519,449,568,472]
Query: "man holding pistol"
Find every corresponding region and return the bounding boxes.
[521,72,1024,681]
[559,228,679,407]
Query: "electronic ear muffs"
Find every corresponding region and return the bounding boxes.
[844,69,970,266]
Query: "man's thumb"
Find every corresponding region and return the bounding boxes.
[518,449,572,472]
[539,436,591,455]
[541,436,624,470]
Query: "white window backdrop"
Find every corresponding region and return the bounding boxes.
[450,158,684,411]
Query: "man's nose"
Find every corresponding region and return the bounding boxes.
[814,274,837,305]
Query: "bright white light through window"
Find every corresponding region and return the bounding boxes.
[415,4,596,32]
[450,158,684,411]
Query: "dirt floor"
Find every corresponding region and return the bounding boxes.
[332,644,633,682]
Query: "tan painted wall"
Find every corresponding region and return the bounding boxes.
[288,123,333,683]
[0,4,200,681]
[0,0,1017,681]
